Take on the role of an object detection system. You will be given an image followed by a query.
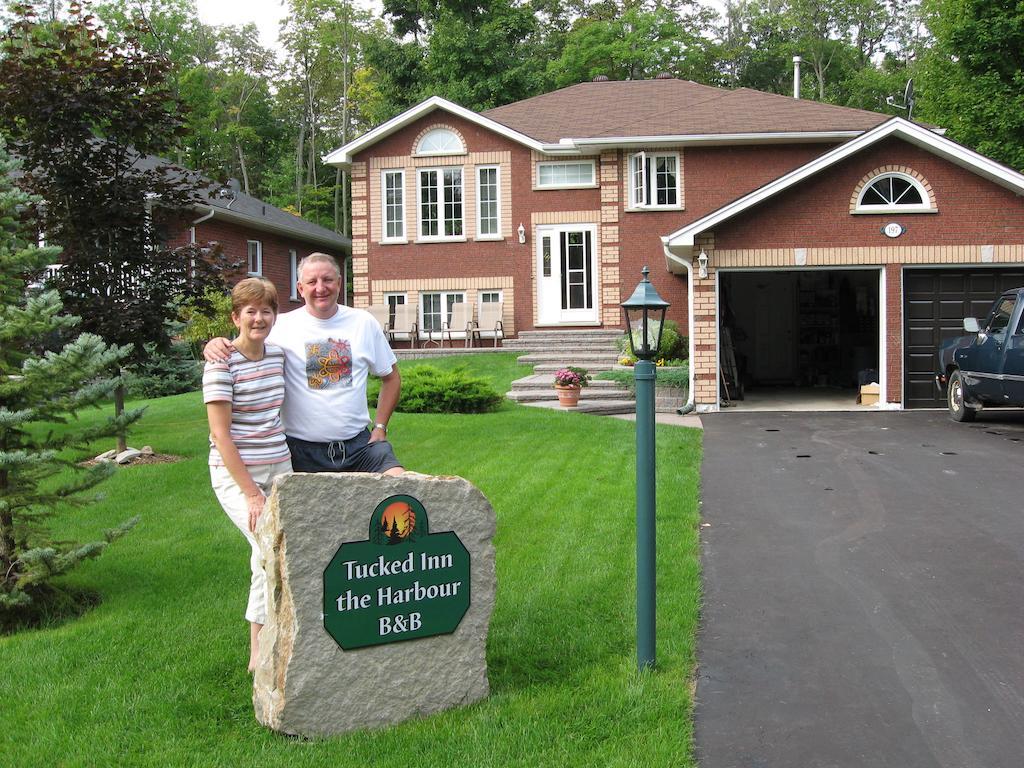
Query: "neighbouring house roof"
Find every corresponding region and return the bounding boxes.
[325,78,894,165]
[134,154,349,252]
[194,179,350,253]
[661,116,1024,270]
[11,149,350,253]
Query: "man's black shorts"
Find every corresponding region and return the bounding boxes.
[286,429,402,474]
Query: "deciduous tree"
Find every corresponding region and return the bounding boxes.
[917,0,1024,169]
[0,2,229,450]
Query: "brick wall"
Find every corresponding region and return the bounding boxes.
[170,217,346,311]
[885,263,902,404]
[712,138,1024,251]
[352,115,831,338]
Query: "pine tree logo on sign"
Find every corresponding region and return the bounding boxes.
[323,494,471,650]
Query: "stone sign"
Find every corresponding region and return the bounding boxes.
[253,472,496,737]
[323,494,471,650]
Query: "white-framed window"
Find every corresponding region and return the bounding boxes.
[854,172,932,213]
[537,160,596,189]
[415,128,465,156]
[479,290,502,304]
[288,249,298,300]
[418,168,464,240]
[384,292,406,326]
[420,291,465,334]
[382,170,405,241]
[628,152,680,209]
[476,165,500,239]
[247,240,262,275]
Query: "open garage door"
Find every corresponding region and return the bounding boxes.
[720,270,879,409]
[904,268,1024,408]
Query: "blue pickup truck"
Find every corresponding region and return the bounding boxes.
[936,287,1024,421]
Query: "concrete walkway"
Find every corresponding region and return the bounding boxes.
[520,398,703,429]
[697,411,1024,768]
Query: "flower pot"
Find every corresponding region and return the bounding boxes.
[555,384,581,407]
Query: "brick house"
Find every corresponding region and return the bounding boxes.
[324,78,1024,412]
[166,179,350,311]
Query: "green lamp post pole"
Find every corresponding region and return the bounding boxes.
[622,267,669,671]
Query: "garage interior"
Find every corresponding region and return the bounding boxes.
[719,270,880,410]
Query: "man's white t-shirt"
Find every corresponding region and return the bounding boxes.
[267,305,397,442]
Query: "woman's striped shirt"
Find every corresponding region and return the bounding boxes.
[202,345,290,466]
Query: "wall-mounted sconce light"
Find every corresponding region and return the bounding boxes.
[518,223,526,244]
[697,250,709,279]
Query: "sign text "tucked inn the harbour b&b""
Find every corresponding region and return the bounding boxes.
[324,494,471,649]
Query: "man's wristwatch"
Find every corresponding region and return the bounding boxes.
[372,422,388,434]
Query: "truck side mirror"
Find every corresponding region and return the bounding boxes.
[963,317,980,333]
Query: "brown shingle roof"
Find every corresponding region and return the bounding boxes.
[482,80,889,143]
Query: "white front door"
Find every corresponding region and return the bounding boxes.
[536,224,599,324]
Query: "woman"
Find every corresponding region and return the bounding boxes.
[203,277,291,672]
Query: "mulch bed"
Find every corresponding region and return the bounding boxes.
[79,453,185,467]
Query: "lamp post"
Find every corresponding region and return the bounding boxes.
[621,266,669,671]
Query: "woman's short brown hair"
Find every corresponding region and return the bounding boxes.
[231,277,278,315]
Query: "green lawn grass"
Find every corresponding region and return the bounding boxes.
[1,358,702,767]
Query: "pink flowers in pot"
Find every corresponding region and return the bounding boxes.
[553,366,592,388]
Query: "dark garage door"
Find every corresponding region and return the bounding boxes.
[904,267,1024,408]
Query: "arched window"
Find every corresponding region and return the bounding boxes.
[854,172,932,212]
[415,128,464,156]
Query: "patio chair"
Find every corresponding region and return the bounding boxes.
[386,303,418,348]
[473,301,504,347]
[442,301,476,348]
[367,304,389,331]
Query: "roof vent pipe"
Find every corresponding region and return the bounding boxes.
[655,72,673,80]
[793,56,802,99]
[593,74,609,82]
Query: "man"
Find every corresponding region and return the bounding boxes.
[205,252,403,475]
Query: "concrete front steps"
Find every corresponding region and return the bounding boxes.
[501,328,624,352]
[504,329,636,413]
[508,329,624,373]
[506,374,636,414]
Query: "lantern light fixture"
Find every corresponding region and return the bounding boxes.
[621,266,670,361]
[697,250,709,279]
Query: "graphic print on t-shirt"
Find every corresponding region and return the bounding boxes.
[305,338,353,389]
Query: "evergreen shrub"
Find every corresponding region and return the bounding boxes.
[368,365,503,414]
[123,341,202,399]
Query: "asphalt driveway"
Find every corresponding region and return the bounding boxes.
[697,410,1024,768]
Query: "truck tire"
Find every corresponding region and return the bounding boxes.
[947,369,976,422]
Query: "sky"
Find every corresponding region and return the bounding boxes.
[194,0,288,50]
[194,0,382,53]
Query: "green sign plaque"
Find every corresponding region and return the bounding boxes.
[323,495,471,650]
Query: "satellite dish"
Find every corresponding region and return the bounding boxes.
[885,78,915,120]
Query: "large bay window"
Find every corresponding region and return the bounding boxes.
[418,168,464,240]
[628,152,680,209]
